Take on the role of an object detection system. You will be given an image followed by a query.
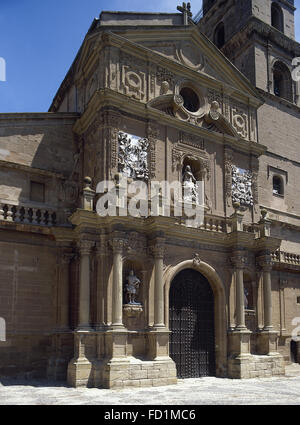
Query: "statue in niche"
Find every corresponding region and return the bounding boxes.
[183,165,197,203]
[125,270,141,305]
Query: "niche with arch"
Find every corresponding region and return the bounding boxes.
[182,156,205,182]
[214,22,225,49]
[273,61,293,102]
[271,2,284,33]
[122,259,146,330]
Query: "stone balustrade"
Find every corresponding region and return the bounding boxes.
[271,250,300,265]
[199,216,226,233]
[0,203,57,227]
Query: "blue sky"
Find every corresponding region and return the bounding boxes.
[0,0,299,113]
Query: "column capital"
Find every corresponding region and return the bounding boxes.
[78,240,94,256]
[149,239,165,259]
[231,254,247,270]
[257,255,273,272]
[110,237,127,254]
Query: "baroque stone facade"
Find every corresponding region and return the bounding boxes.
[0,2,299,388]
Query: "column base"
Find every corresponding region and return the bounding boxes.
[67,357,93,388]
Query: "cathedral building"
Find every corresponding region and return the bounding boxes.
[0,0,299,388]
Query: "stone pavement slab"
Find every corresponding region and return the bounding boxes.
[0,364,299,406]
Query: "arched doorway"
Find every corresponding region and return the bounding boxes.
[169,269,216,378]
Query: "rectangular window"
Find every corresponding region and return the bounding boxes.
[297,296,300,305]
[30,181,45,203]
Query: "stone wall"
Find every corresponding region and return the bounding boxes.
[0,233,56,378]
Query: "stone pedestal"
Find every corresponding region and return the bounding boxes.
[228,329,252,379]
[256,330,279,356]
[123,304,143,330]
[67,331,95,388]
[147,329,171,361]
[105,329,128,359]
[228,329,252,358]
[91,328,177,389]
[228,330,285,379]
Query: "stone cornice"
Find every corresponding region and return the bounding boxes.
[257,88,300,114]
[223,16,300,59]
[0,160,66,180]
[0,112,79,122]
[259,205,300,230]
[73,89,267,157]
[67,209,281,252]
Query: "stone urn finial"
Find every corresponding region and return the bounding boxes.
[82,176,95,211]
[83,176,92,191]
[233,201,241,213]
[261,208,268,221]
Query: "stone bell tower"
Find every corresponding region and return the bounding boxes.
[200,0,300,365]
[199,0,299,102]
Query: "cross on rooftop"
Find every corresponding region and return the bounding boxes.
[177,2,193,25]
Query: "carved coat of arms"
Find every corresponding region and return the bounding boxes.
[232,166,253,207]
[118,132,149,181]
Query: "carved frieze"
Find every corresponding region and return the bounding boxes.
[224,148,234,207]
[127,232,147,256]
[180,132,205,151]
[156,66,175,89]
[147,122,159,179]
[207,89,223,109]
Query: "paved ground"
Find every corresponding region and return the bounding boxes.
[0,364,300,405]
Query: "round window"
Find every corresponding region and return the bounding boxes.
[179,87,200,113]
